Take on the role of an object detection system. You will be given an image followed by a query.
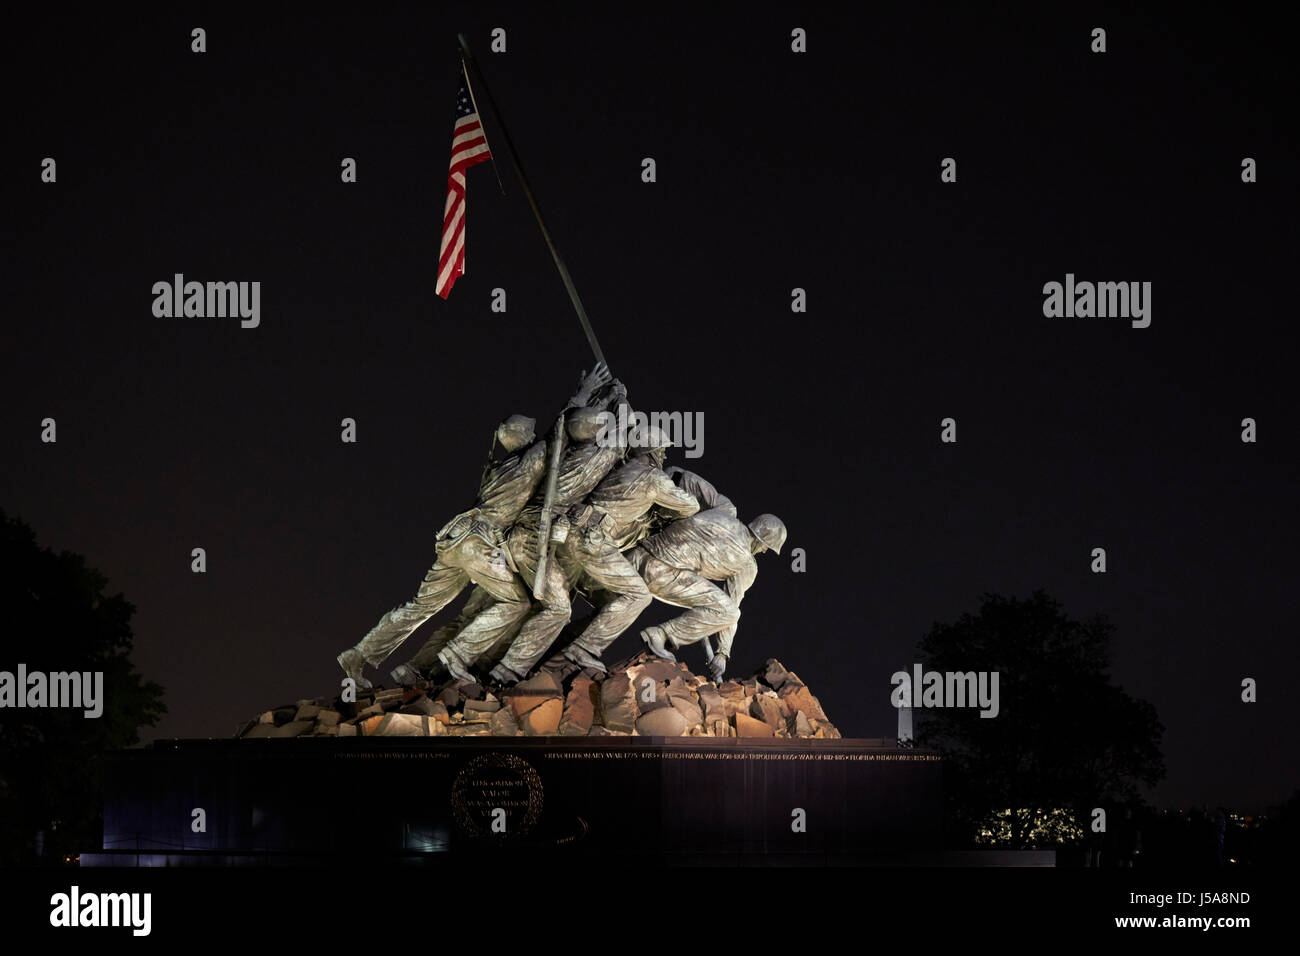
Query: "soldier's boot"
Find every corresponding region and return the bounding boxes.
[437,647,474,683]
[640,625,677,662]
[337,648,374,692]
[562,644,608,673]
[390,662,433,686]
[488,662,522,685]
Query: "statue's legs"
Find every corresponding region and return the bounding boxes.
[494,551,579,678]
[634,553,739,647]
[436,596,532,678]
[561,536,652,663]
[346,559,469,668]
[403,585,493,676]
[434,544,533,679]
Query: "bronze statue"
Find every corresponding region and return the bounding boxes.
[340,370,785,690]
[633,468,786,682]
[336,364,611,690]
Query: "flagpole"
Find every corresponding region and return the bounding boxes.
[456,32,608,369]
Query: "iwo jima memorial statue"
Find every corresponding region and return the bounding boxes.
[333,359,797,713]
[83,40,942,864]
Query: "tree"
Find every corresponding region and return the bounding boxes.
[0,509,166,864]
[913,591,1164,849]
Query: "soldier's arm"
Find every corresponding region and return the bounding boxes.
[565,362,613,412]
[511,439,550,502]
[665,467,735,516]
[556,437,622,505]
[525,438,548,463]
[651,471,701,517]
[596,386,631,449]
[598,378,628,412]
[570,381,628,443]
[714,555,758,659]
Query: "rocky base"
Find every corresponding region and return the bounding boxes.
[235,654,840,739]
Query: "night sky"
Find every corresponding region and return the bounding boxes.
[3,5,1295,812]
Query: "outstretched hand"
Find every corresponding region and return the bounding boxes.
[579,362,612,394]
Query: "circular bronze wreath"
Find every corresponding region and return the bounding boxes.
[449,752,544,838]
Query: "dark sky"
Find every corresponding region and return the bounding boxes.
[2,5,1295,811]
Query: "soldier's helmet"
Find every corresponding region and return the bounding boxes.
[629,424,674,466]
[566,406,606,442]
[630,423,674,450]
[748,514,787,555]
[496,414,537,452]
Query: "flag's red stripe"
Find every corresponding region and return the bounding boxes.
[442,185,466,229]
[437,243,465,298]
[450,135,487,154]
[450,136,488,157]
[449,158,488,179]
[439,213,465,273]
[450,131,486,152]
[438,210,466,277]
[449,147,489,171]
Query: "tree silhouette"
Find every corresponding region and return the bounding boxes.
[913,591,1164,850]
[0,509,166,864]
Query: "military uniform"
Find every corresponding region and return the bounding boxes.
[627,469,758,658]
[420,427,626,677]
[556,460,701,663]
[344,439,546,671]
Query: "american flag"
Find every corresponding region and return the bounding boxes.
[436,64,493,299]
